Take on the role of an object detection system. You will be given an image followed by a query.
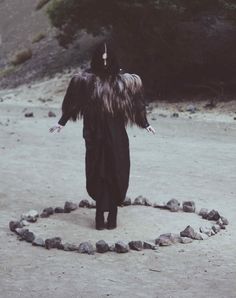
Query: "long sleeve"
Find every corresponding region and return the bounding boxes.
[57,73,86,126]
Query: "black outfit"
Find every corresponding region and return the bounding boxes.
[58,70,149,216]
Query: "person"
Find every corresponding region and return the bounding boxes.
[49,42,155,230]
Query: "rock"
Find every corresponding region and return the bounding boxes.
[133,196,144,205]
[25,112,34,117]
[115,241,129,253]
[180,225,200,240]
[155,233,182,246]
[21,210,39,223]
[45,237,62,249]
[54,207,65,213]
[89,201,96,209]
[216,218,226,229]
[21,230,35,242]
[171,112,179,118]
[64,201,78,212]
[179,237,193,244]
[78,242,95,255]
[32,238,45,247]
[186,104,197,114]
[109,244,116,252]
[48,111,56,117]
[128,241,143,251]
[123,197,132,206]
[206,210,221,221]
[143,241,158,250]
[142,197,152,206]
[219,216,229,225]
[63,243,79,251]
[182,201,196,213]
[96,240,109,253]
[9,221,23,232]
[153,203,167,209]
[199,208,209,218]
[20,220,30,227]
[166,199,180,212]
[212,225,221,233]
[199,226,214,237]
[198,233,208,240]
[78,200,90,208]
[15,228,28,237]
[40,207,54,218]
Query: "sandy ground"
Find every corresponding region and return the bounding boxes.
[0,77,236,298]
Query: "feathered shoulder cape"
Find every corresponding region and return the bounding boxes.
[60,70,149,128]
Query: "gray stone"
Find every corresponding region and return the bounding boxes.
[199,208,209,218]
[15,228,28,237]
[142,197,152,206]
[32,238,45,247]
[171,112,179,118]
[153,203,167,209]
[206,210,221,221]
[198,233,208,240]
[64,201,78,212]
[109,244,116,252]
[166,199,180,212]
[54,207,65,213]
[45,237,62,249]
[63,243,79,251]
[89,201,96,209]
[40,207,54,218]
[22,230,35,243]
[96,240,109,253]
[216,219,226,229]
[179,237,193,244]
[78,242,95,255]
[182,201,196,213]
[143,241,158,250]
[186,104,197,114]
[20,220,30,227]
[128,241,143,251]
[180,225,199,239]
[9,221,23,232]
[21,210,39,223]
[212,225,221,233]
[115,241,129,253]
[133,196,144,205]
[155,233,182,246]
[123,197,132,206]
[78,200,90,208]
[219,216,229,225]
[200,226,214,237]
[48,111,56,117]
[25,112,34,117]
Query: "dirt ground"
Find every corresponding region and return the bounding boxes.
[0,78,236,298]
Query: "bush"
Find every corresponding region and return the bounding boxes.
[10,49,32,66]
[32,32,46,43]
[46,0,236,96]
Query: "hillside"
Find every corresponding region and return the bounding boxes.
[0,0,99,89]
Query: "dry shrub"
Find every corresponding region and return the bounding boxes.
[10,49,32,66]
[32,32,46,43]
[35,0,51,10]
[0,66,16,78]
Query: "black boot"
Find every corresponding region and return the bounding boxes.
[107,204,117,230]
[95,210,105,230]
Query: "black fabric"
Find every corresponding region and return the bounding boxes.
[58,71,149,211]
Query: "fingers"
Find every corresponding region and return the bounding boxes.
[146,126,155,134]
[49,125,62,133]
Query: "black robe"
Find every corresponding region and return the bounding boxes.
[58,70,149,211]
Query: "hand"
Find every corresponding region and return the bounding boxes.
[49,124,63,133]
[146,125,155,134]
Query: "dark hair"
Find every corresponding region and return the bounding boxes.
[90,42,120,77]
